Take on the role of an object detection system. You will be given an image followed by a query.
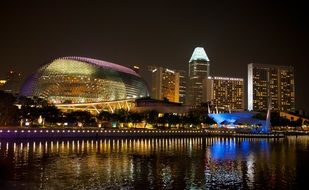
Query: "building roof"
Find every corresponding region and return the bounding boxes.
[209,112,267,127]
[189,47,210,63]
[62,56,140,77]
[248,63,294,70]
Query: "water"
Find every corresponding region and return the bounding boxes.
[0,136,308,189]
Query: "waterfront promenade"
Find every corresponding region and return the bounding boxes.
[0,127,286,139]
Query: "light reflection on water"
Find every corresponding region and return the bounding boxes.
[0,136,308,189]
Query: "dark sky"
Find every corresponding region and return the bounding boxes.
[1,1,308,111]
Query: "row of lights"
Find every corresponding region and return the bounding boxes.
[205,130,237,134]
[0,129,206,134]
[1,129,296,136]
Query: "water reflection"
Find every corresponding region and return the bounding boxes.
[0,136,308,189]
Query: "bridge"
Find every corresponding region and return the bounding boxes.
[55,99,136,114]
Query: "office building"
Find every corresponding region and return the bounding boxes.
[186,47,210,106]
[248,63,295,112]
[149,66,180,103]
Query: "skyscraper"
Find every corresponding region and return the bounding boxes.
[248,63,295,112]
[203,76,244,112]
[186,47,210,106]
[149,66,180,103]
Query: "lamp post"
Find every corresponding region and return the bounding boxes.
[38,115,43,125]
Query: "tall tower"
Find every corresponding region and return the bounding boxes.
[248,63,295,112]
[186,47,210,106]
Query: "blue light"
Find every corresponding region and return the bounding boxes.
[240,140,250,154]
[210,140,237,160]
[209,112,270,133]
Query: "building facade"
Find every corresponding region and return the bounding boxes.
[186,47,210,106]
[20,57,149,104]
[203,76,244,112]
[248,63,295,112]
[149,66,180,103]
[177,70,187,104]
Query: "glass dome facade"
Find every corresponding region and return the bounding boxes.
[20,57,149,104]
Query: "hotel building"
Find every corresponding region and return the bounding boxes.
[248,63,295,112]
[203,76,244,112]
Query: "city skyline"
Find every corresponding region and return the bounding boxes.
[1,1,308,111]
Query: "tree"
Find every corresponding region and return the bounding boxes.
[18,96,63,125]
[40,105,62,123]
[186,110,201,126]
[65,111,96,126]
[143,110,159,124]
[98,111,112,122]
[202,115,216,125]
[111,109,129,123]
[128,111,143,127]
[0,91,18,126]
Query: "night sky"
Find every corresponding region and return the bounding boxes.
[1,1,308,112]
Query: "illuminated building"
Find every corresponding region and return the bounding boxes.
[209,112,266,129]
[248,63,295,112]
[177,70,187,104]
[149,66,180,103]
[203,76,244,111]
[0,80,6,89]
[186,47,210,106]
[20,57,149,107]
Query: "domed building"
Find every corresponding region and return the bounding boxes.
[20,57,149,105]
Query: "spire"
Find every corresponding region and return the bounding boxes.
[189,47,210,63]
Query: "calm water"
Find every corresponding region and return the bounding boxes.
[0,136,308,190]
